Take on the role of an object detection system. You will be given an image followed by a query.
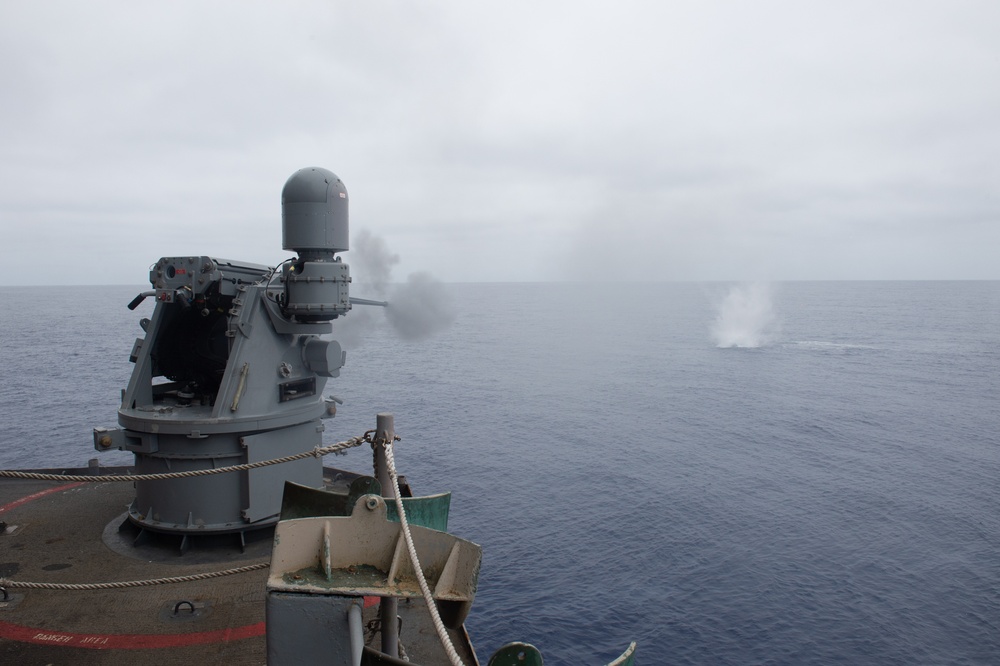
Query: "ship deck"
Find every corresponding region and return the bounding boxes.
[0,467,478,665]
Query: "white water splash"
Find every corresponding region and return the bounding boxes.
[711,282,780,348]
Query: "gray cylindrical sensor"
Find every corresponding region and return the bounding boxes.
[280,167,352,321]
[281,167,349,256]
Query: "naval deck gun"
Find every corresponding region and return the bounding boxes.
[94,167,383,543]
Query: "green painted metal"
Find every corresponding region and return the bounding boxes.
[486,640,636,666]
[384,493,451,532]
[280,477,380,520]
[487,642,544,666]
[279,479,451,531]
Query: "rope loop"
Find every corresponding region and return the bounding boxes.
[382,439,465,666]
[366,430,401,450]
[0,434,370,483]
[0,562,269,592]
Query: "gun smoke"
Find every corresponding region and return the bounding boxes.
[334,230,456,346]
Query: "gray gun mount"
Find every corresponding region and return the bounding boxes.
[94,168,375,538]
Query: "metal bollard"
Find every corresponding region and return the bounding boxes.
[374,413,399,659]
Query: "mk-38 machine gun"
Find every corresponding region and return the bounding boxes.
[93,167,385,549]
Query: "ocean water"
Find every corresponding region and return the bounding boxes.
[1,282,998,664]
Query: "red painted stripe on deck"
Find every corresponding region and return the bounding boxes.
[1,482,266,649]
[0,482,85,514]
[0,619,265,649]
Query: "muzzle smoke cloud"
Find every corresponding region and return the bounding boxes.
[334,230,456,346]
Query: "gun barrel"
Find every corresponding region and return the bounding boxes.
[349,297,388,307]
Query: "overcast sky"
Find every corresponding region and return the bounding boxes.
[1,1,998,285]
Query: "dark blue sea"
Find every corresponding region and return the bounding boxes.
[1,282,998,664]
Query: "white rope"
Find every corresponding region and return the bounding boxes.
[382,439,465,666]
[0,435,368,483]
[0,562,269,591]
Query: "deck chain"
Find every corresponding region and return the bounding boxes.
[0,432,389,594]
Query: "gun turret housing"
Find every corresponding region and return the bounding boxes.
[280,167,351,322]
[95,168,362,541]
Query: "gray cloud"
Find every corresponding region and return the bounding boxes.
[1,1,998,284]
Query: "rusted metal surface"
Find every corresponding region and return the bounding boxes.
[269,495,481,624]
[0,467,480,665]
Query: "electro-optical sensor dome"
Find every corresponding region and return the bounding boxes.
[281,166,349,256]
